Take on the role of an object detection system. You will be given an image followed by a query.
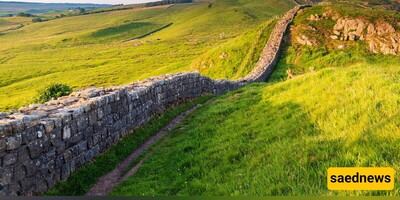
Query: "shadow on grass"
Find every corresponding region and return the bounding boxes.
[111,83,400,196]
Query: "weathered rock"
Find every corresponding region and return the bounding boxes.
[356,21,366,36]
[62,126,71,140]
[41,120,55,134]
[3,152,17,166]
[296,35,315,46]
[308,14,315,21]
[333,30,341,35]
[0,140,6,155]
[348,33,357,41]
[219,52,228,59]
[307,13,327,21]
[17,147,30,161]
[0,167,13,185]
[27,140,43,159]
[334,19,345,30]
[23,159,41,178]
[369,39,379,53]
[6,136,21,151]
[376,22,395,36]
[332,17,400,55]
[0,113,8,119]
[13,165,26,181]
[367,24,376,36]
[20,177,34,193]
[343,34,349,41]
[330,35,338,40]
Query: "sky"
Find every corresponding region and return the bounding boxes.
[0,0,155,4]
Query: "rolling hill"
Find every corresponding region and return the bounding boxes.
[1,0,400,196]
[112,63,400,196]
[0,0,295,111]
[0,1,110,16]
[108,1,400,196]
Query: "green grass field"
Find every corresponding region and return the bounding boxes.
[2,0,400,196]
[109,2,400,196]
[111,62,400,196]
[0,16,31,32]
[0,0,295,111]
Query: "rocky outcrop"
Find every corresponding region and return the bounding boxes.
[332,18,366,41]
[296,34,315,46]
[307,13,327,21]
[0,5,306,196]
[331,17,400,55]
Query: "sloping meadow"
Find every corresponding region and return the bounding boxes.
[0,0,295,111]
[112,62,400,196]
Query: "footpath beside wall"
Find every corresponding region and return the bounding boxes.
[0,5,304,196]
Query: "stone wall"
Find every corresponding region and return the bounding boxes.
[244,5,305,82]
[0,5,304,196]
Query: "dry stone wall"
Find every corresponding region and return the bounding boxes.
[0,5,304,196]
[244,5,306,82]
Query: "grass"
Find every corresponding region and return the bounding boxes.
[268,3,400,83]
[0,0,295,111]
[190,18,278,80]
[88,22,169,43]
[5,0,400,196]
[45,95,213,196]
[326,0,400,10]
[109,1,400,196]
[111,62,400,196]
[86,4,141,14]
[0,16,30,31]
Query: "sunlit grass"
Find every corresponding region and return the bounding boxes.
[111,62,400,196]
[0,0,295,111]
[45,95,213,196]
[190,18,278,80]
[111,2,400,196]
[268,4,400,83]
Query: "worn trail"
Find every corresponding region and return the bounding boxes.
[86,101,210,196]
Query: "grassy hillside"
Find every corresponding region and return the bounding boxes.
[0,2,109,16]
[189,18,278,80]
[0,16,31,32]
[111,62,400,196]
[0,0,295,111]
[110,1,400,196]
[328,0,400,10]
[269,2,400,82]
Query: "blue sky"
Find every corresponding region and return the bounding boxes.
[0,0,155,4]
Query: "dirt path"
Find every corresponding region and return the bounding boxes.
[86,100,210,196]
